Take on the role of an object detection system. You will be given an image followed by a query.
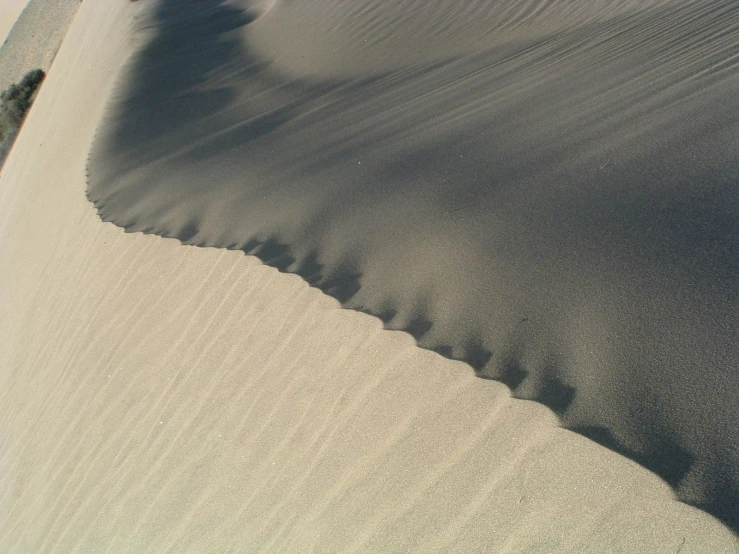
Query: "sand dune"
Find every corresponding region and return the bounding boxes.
[88,0,739,530]
[0,0,736,551]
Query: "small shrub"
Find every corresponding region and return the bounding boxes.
[0,68,45,149]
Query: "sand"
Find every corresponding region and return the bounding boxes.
[0,0,78,92]
[0,0,30,46]
[89,0,739,530]
[0,0,737,551]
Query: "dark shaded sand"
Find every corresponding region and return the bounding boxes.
[88,0,738,530]
[0,0,737,549]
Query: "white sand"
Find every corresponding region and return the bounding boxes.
[89,0,739,528]
[0,0,737,552]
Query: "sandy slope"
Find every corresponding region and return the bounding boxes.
[0,0,736,552]
[88,0,739,529]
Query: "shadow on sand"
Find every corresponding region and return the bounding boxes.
[88,0,739,532]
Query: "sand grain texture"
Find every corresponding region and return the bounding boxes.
[0,0,737,552]
[89,0,739,530]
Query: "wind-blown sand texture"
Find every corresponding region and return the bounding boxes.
[89,0,739,531]
[0,0,736,551]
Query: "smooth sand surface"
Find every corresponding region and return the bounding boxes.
[89,0,739,530]
[0,0,736,552]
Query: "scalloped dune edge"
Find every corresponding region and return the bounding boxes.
[89,0,739,531]
[0,1,736,552]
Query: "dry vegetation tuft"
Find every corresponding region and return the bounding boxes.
[0,68,45,163]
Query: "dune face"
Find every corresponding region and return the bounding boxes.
[88,0,739,529]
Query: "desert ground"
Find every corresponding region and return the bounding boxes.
[1,0,737,551]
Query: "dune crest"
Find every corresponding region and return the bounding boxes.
[0,0,736,550]
[88,0,739,529]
